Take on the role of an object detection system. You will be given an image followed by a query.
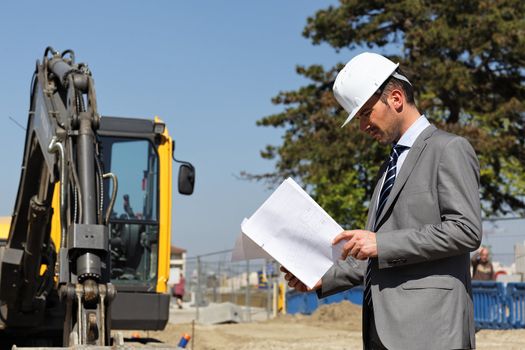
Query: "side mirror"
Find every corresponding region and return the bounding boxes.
[178,163,195,195]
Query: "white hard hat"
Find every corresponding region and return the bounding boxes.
[334,52,407,127]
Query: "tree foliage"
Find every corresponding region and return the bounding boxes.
[251,0,525,227]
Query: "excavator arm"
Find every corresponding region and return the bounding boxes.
[0,47,115,346]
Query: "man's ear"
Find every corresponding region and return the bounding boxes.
[389,89,404,112]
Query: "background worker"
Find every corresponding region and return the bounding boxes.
[172,273,186,309]
[471,247,495,281]
[283,52,482,350]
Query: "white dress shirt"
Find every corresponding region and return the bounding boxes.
[394,115,431,176]
[376,115,431,210]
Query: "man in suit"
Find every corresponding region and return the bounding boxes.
[283,52,482,349]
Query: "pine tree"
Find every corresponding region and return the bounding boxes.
[250,0,525,227]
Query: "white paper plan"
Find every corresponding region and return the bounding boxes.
[234,177,356,289]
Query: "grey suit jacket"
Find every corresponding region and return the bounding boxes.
[318,125,482,350]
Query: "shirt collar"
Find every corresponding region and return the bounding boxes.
[396,115,430,148]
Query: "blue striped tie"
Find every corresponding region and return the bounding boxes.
[364,144,410,310]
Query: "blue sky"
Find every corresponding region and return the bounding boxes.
[0,1,350,257]
[0,1,522,264]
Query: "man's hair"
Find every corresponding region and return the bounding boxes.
[379,68,415,106]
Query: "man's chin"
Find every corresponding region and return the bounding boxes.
[369,132,393,145]
[377,135,397,145]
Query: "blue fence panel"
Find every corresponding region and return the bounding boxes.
[472,281,508,329]
[286,291,307,315]
[286,287,363,315]
[346,285,364,305]
[286,291,320,315]
[506,283,525,328]
[287,281,525,330]
[305,291,320,314]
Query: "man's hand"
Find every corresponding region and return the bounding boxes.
[280,266,321,292]
[333,230,378,260]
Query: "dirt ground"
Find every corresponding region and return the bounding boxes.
[123,301,525,349]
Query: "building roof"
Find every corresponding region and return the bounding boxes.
[171,245,187,254]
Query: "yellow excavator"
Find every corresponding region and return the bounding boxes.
[0,47,195,348]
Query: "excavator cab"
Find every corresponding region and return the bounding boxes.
[100,135,159,285]
[95,116,193,330]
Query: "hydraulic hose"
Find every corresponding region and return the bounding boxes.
[48,137,68,248]
[103,173,117,226]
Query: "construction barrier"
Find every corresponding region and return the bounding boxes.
[472,281,508,329]
[285,290,319,315]
[287,286,364,315]
[286,282,525,330]
[507,283,525,328]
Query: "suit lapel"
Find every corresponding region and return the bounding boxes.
[374,125,437,229]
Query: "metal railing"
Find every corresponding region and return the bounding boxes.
[183,250,282,322]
